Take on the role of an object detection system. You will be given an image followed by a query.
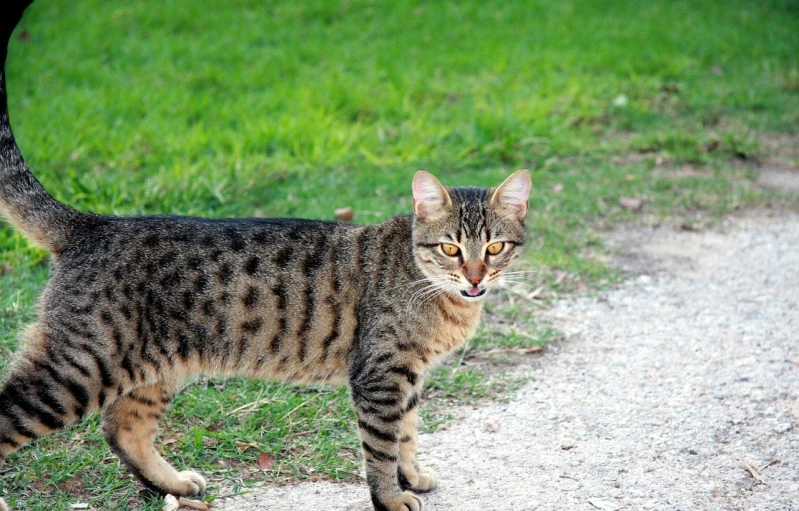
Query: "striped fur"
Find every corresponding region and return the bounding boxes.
[0,6,531,511]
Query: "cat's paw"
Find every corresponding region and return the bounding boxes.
[173,470,207,496]
[0,497,9,511]
[377,491,423,511]
[399,465,438,493]
[414,466,438,492]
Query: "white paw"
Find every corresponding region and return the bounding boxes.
[175,470,207,495]
[0,497,8,511]
[382,491,423,511]
[416,466,438,491]
[400,464,438,493]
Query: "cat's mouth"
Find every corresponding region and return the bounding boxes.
[460,287,486,298]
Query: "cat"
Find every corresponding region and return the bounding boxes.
[0,5,530,511]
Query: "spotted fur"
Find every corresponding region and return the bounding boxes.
[0,7,531,511]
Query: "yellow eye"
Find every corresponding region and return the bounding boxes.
[441,243,460,256]
[486,242,505,255]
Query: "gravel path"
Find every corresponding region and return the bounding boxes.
[216,211,799,511]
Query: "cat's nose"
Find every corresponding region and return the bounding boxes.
[463,261,486,285]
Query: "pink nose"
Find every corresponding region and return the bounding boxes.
[464,262,486,285]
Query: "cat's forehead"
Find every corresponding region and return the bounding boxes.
[447,186,491,204]
[447,186,493,239]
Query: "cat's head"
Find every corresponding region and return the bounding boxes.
[411,170,531,302]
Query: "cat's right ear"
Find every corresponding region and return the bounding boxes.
[413,171,452,221]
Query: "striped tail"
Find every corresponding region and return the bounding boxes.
[0,0,81,253]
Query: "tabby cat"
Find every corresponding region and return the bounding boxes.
[0,5,531,511]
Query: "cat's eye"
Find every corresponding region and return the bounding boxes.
[486,242,505,255]
[441,243,460,256]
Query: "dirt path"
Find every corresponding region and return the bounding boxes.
[216,210,799,511]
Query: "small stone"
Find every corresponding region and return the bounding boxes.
[774,423,793,434]
[637,275,652,285]
[162,495,179,511]
[612,94,628,107]
[588,498,620,511]
[484,420,500,433]
[619,197,644,212]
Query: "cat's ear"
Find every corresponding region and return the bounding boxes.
[491,169,531,221]
[413,170,452,220]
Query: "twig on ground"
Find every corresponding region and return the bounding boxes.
[758,459,780,472]
[739,458,767,485]
[465,346,544,359]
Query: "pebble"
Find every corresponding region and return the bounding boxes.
[588,498,620,511]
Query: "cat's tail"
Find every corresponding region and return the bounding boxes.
[0,0,82,254]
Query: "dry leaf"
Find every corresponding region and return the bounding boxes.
[163,495,179,511]
[550,183,564,194]
[235,440,260,454]
[335,207,354,221]
[178,497,211,510]
[619,197,644,212]
[258,452,275,470]
[561,444,575,451]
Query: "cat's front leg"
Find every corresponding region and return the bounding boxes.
[350,365,423,511]
[398,406,438,493]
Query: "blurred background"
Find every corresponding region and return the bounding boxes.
[0,1,797,509]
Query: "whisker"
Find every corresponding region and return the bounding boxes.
[498,276,541,284]
[498,280,540,289]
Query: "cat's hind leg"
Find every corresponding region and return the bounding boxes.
[102,383,206,497]
[0,326,108,510]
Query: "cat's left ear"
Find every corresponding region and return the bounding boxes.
[491,169,531,221]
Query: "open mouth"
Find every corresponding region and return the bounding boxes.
[460,287,486,298]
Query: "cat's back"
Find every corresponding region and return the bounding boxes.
[36,213,372,379]
[54,213,358,270]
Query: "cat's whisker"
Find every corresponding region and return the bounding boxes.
[406,285,445,312]
[498,280,540,290]
[499,275,540,284]
[406,282,443,310]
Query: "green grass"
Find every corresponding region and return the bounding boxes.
[1,0,798,509]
